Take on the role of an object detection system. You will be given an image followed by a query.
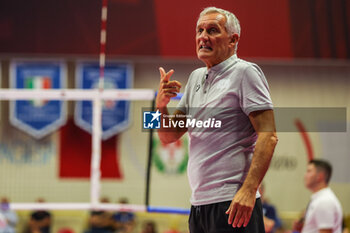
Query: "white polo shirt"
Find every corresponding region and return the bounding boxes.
[302,187,343,233]
[177,54,273,205]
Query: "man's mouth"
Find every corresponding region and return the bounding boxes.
[199,45,212,51]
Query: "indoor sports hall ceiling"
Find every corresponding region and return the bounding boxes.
[0,0,349,59]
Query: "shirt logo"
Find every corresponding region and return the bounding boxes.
[143,110,161,129]
[195,84,200,92]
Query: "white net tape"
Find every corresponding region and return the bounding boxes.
[0,89,154,101]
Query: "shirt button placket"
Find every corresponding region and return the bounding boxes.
[201,73,208,104]
[203,72,211,102]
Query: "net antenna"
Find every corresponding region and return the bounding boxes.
[90,0,108,208]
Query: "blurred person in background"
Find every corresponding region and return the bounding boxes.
[112,198,135,233]
[292,159,342,233]
[141,221,157,233]
[24,198,52,233]
[0,197,18,233]
[259,183,282,233]
[85,197,114,233]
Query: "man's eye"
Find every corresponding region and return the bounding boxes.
[208,28,218,34]
[197,28,203,34]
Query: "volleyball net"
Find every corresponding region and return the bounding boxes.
[0,88,191,215]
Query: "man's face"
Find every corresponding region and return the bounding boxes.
[196,13,237,68]
[304,164,320,190]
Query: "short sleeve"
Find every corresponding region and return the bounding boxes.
[239,64,273,115]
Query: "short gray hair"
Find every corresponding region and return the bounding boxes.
[197,7,241,52]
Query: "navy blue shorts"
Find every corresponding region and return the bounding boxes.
[189,198,265,233]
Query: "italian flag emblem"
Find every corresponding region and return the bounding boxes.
[25,76,52,107]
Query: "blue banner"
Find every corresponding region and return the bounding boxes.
[75,62,133,140]
[10,60,67,139]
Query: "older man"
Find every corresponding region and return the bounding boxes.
[156,7,277,233]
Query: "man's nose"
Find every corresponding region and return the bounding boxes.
[198,31,209,40]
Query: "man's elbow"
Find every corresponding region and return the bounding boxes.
[270,133,278,147]
[269,133,278,148]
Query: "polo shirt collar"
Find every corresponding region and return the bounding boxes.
[311,187,330,200]
[208,54,238,73]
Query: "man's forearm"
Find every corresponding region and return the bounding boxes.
[157,107,187,144]
[241,132,278,192]
[225,130,278,228]
[157,106,175,144]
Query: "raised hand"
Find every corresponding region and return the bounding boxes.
[156,67,182,108]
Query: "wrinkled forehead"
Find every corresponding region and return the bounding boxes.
[197,13,226,27]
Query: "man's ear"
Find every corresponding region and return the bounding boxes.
[317,171,325,183]
[229,34,239,47]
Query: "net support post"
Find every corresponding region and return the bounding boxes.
[91,91,102,208]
